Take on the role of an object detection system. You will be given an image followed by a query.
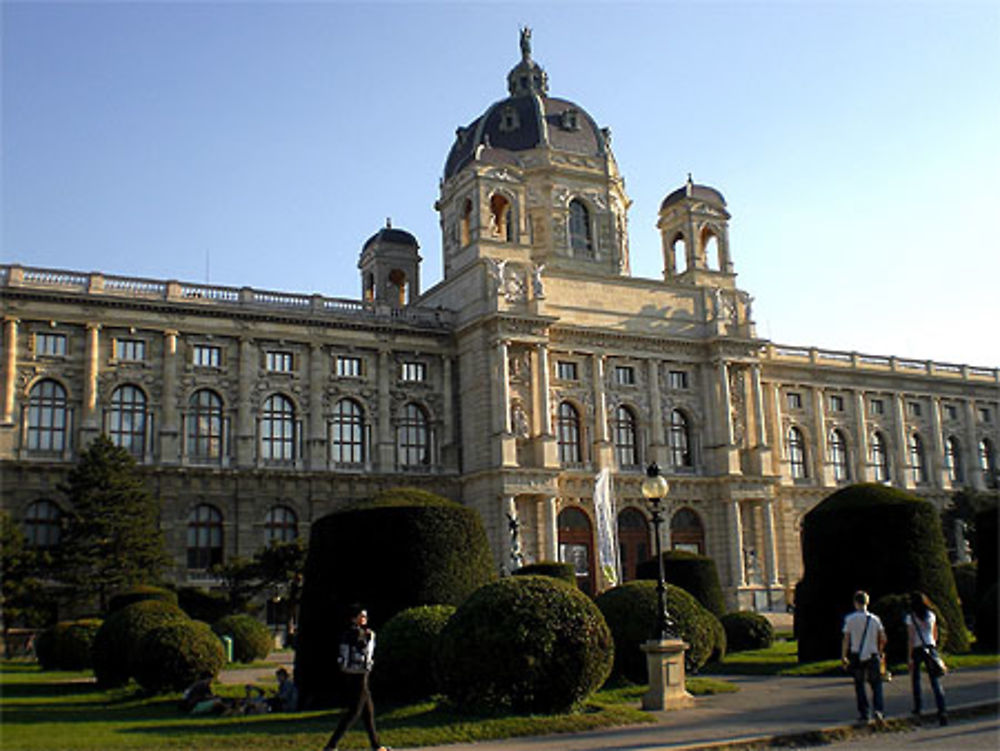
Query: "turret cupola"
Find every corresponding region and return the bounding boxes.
[358,219,421,307]
[657,175,734,284]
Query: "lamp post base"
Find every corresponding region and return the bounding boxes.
[640,638,694,711]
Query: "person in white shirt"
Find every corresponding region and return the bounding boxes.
[840,590,887,723]
[905,590,947,725]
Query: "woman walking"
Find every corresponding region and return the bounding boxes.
[905,590,948,726]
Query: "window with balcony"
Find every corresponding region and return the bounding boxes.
[27,379,69,453]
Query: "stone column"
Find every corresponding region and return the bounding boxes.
[964,400,985,490]
[750,365,767,448]
[160,330,180,462]
[2,318,18,425]
[729,499,746,589]
[812,387,830,484]
[308,343,326,469]
[497,340,511,434]
[542,496,559,561]
[533,344,552,435]
[893,394,910,487]
[592,353,612,469]
[853,390,869,482]
[442,355,454,447]
[930,396,945,487]
[648,360,665,465]
[761,499,780,586]
[767,381,784,477]
[82,323,100,430]
[236,337,256,467]
[377,348,394,469]
[718,360,733,445]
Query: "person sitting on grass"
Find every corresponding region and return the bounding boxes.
[269,667,299,712]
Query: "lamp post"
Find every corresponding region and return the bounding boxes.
[640,463,674,640]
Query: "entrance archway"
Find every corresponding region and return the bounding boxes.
[617,507,649,582]
[670,507,705,554]
[558,506,595,595]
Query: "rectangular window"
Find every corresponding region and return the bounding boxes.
[401,362,427,382]
[193,345,221,368]
[870,398,885,416]
[981,407,993,423]
[944,404,958,420]
[829,395,845,412]
[614,365,635,386]
[556,361,578,381]
[35,333,67,356]
[115,339,146,361]
[336,356,362,378]
[786,392,803,410]
[908,401,923,418]
[266,351,294,372]
[668,370,689,390]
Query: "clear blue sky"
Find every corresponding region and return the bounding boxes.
[3,1,998,366]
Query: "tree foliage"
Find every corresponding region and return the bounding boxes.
[1,511,57,637]
[56,436,170,611]
[210,538,307,613]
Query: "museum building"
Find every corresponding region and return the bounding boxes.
[2,34,998,611]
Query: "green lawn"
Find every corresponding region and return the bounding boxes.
[0,662,733,751]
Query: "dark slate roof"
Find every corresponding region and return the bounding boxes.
[362,227,418,250]
[660,184,727,212]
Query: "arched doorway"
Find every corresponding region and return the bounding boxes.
[670,507,705,554]
[617,507,649,582]
[558,507,594,595]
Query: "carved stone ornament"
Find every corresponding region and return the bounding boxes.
[729,366,746,445]
[511,401,531,438]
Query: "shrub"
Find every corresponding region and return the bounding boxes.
[177,587,232,623]
[871,593,949,664]
[108,585,178,614]
[795,484,969,662]
[952,562,977,628]
[35,619,102,670]
[709,611,728,663]
[720,612,774,653]
[373,605,456,703]
[635,550,727,617]
[212,614,272,663]
[974,582,998,653]
[133,619,225,693]
[513,561,577,586]
[975,505,998,603]
[296,487,495,707]
[436,576,613,714]
[595,580,720,682]
[92,599,189,687]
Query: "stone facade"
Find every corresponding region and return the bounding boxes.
[3,34,998,609]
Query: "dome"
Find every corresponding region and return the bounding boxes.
[660,179,727,212]
[362,223,418,252]
[443,30,609,179]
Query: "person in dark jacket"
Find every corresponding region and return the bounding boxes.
[322,605,388,751]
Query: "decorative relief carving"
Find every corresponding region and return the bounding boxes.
[729,366,746,445]
[511,400,530,438]
[509,349,531,382]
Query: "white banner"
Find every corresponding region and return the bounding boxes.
[593,467,620,589]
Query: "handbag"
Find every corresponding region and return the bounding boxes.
[912,611,947,678]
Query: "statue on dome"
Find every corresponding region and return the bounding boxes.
[520,27,532,60]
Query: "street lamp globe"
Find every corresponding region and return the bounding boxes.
[641,463,674,640]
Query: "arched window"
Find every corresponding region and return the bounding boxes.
[788,426,808,479]
[460,198,472,246]
[489,193,513,241]
[108,385,146,457]
[397,403,430,468]
[264,505,298,545]
[27,379,69,453]
[261,394,296,463]
[568,199,593,257]
[556,401,582,465]
[558,507,594,595]
[671,507,705,555]
[188,389,223,462]
[701,227,721,270]
[672,233,688,274]
[388,268,407,307]
[187,504,223,570]
[332,398,365,465]
[980,438,997,488]
[669,409,693,468]
[945,436,963,483]
[871,431,890,482]
[617,507,649,582]
[909,433,927,484]
[24,499,61,548]
[613,405,639,469]
[829,428,850,482]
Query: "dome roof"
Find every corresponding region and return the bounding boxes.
[362,222,418,252]
[660,178,727,212]
[443,30,609,179]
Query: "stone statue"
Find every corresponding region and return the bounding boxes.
[531,263,545,297]
[485,257,508,295]
[520,27,532,60]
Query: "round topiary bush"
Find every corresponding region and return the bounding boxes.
[177,586,232,623]
[974,582,998,653]
[108,585,178,614]
[212,614,272,663]
[373,604,456,703]
[296,487,496,707]
[795,484,969,662]
[720,611,774,653]
[436,576,613,714]
[35,619,103,670]
[635,550,727,617]
[92,599,189,687]
[871,593,949,665]
[133,619,225,693]
[595,580,720,682]
[512,561,577,586]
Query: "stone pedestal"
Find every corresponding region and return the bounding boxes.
[640,638,694,711]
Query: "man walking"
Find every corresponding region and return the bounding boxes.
[840,590,887,724]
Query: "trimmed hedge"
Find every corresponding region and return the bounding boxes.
[795,484,969,662]
[512,561,577,586]
[178,587,232,623]
[296,487,495,707]
[635,550,727,617]
[595,580,721,682]
[133,619,225,693]
[212,614,272,663]
[92,599,189,687]
[871,593,949,664]
[436,576,613,714]
[108,586,178,614]
[35,619,102,670]
[373,604,456,703]
[975,582,998,653]
[975,505,998,602]
[952,562,977,628]
[721,611,774,653]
